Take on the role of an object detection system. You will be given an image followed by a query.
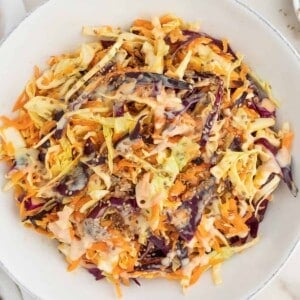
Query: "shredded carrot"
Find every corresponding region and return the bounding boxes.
[189,265,207,286]
[3,142,15,156]
[90,242,109,252]
[117,159,137,169]
[115,281,123,299]
[222,39,228,53]
[189,37,212,50]
[239,63,250,81]
[68,258,81,272]
[12,91,29,111]
[133,19,154,30]
[169,179,186,197]
[86,249,99,264]
[149,204,160,224]
[231,86,247,102]
[73,196,91,211]
[120,276,130,286]
[34,65,41,78]
[282,131,294,151]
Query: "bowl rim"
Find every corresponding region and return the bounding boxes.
[0,0,299,299]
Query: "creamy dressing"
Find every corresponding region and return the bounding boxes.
[276,147,291,167]
[98,247,123,273]
[181,254,209,287]
[0,127,25,152]
[48,206,74,244]
[161,250,177,267]
[69,234,94,261]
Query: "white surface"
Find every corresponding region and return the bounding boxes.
[293,0,300,21]
[0,0,26,37]
[0,0,299,300]
[0,268,22,300]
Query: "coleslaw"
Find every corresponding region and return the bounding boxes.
[0,14,297,298]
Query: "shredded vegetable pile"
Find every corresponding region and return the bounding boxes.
[0,15,298,298]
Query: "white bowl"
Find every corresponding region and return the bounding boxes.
[0,0,299,299]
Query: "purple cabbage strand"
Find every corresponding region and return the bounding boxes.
[200,82,223,146]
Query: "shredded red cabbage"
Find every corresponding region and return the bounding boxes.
[129,115,146,140]
[281,165,298,197]
[125,72,192,90]
[56,164,89,197]
[254,138,278,155]
[200,82,223,146]
[24,199,43,211]
[87,267,105,280]
[87,202,108,219]
[245,215,259,238]
[230,137,242,152]
[132,278,141,286]
[149,235,169,256]
[247,101,275,118]
[84,138,97,155]
[170,30,237,60]
[113,103,125,117]
[177,178,215,241]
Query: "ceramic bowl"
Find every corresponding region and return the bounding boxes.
[0,0,299,299]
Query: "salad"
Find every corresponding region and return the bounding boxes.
[0,14,297,298]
